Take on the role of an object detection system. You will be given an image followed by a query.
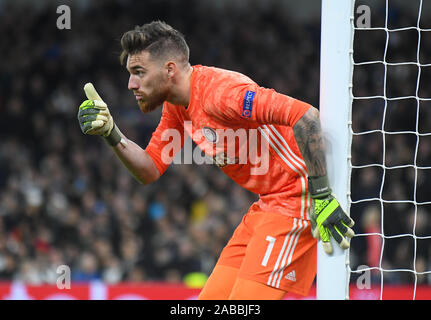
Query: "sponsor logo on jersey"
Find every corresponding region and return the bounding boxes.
[285,270,296,282]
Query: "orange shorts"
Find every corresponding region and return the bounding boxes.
[216,210,317,296]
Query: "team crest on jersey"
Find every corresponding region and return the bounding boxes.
[202,127,218,143]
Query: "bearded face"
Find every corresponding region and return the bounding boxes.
[135,71,170,113]
[126,51,171,113]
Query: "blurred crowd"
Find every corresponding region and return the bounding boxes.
[0,0,429,288]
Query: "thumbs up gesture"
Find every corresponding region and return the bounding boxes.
[77,82,114,137]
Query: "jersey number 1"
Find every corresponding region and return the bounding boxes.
[261,236,276,267]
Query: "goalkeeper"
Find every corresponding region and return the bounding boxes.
[77,21,354,299]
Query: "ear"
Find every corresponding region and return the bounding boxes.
[166,61,176,79]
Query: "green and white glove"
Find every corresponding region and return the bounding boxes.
[77,83,122,146]
[308,175,355,255]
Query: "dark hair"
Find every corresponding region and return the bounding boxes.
[120,20,189,65]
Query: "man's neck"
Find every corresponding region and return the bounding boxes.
[166,64,193,108]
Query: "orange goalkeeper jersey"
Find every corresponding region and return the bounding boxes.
[146,65,312,219]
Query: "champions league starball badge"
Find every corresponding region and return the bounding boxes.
[202,127,218,143]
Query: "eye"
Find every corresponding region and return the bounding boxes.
[134,69,147,77]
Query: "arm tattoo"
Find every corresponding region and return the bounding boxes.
[293,108,327,177]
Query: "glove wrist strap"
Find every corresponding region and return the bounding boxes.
[308,175,332,198]
[104,123,122,147]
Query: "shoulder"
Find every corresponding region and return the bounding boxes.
[193,65,257,106]
[194,65,256,89]
[191,66,259,122]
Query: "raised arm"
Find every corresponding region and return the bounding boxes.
[77,83,160,185]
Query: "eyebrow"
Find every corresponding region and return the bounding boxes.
[127,65,146,72]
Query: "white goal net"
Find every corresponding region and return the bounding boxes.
[348,0,431,299]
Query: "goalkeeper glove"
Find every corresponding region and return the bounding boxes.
[308,175,355,255]
[77,83,122,146]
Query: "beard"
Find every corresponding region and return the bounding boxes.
[138,90,167,113]
[137,72,170,113]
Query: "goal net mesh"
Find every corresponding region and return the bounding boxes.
[348,0,431,299]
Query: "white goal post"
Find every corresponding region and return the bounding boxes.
[317,0,355,300]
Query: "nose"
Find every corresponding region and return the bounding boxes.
[128,74,139,91]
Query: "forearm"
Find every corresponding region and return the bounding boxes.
[294,107,355,253]
[109,131,160,185]
[77,83,159,184]
[292,107,327,178]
